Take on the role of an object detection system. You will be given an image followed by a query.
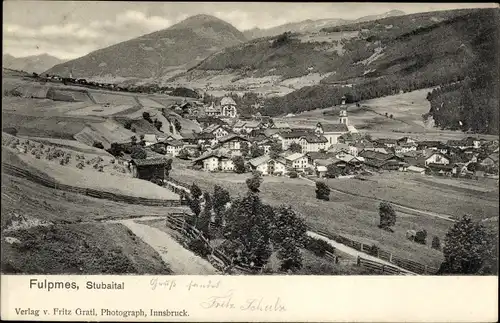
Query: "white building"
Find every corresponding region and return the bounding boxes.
[192,151,234,172]
[298,135,328,153]
[285,153,309,170]
[425,153,451,166]
[220,97,238,118]
[248,155,287,176]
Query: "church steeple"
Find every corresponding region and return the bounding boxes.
[339,108,348,126]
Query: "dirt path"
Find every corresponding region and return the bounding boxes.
[307,231,416,274]
[109,217,218,275]
[301,177,456,222]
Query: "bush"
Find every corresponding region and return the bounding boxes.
[378,202,396,232]
[431,236,441,250]
[124,121,132,130]
[93,141,105,149]
[142,112,152,123]
[315,181,330,201]
[187,238,211,258]
[305,236,335,257]
[414,229,427,245]
[289,171,298,178]
[233,156,246,174]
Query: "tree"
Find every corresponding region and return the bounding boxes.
[164,159,173,177]
[272,206,307,272]
[246,172,263,193]
[315,181,330,201]
[177,149,190,160]
[130,146,147,159]
[153,119,163,131]
[197,192,212,238]
[378,202,396,232]
[124,121,132,130]
[213,185,231,226]
[174,119,182,132]
[269,142,283,159]
[107,143,123,157]
[224,193,274,268]
[389,114,394,119]
[186,183,203,226]
[431,236,441,250]
[289,142,302,153]
[233,156,246,173]
[414,229,427,245]
[142,112,152,123]
[240,141,250,157]
[438,215,497,275]
[93,141,104,149]
[326,164,341,178]
[131,136,137,145]
[249,143,264,158]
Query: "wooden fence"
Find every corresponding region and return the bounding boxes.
[165,214,263,274]
[357,256,417,276]
[311,226,437,275]
[3,163,181,207]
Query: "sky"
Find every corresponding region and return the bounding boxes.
[3,1,498,60]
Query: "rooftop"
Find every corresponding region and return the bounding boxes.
[285,153,306,161]
[131,158,169,167]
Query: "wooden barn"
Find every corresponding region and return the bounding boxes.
[130,158,168,182]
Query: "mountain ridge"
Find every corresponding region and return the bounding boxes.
[3,54,66,74]
[44,14,247,79]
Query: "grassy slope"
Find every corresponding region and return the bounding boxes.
[168,159,497,268]
[2,222,172,274]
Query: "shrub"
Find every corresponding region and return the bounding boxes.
[378,202,396,232]
[124,121,132,130]
[431,236,441,250]
[233,156,246,174]
[414,229,427,245]
[93,141,104,149]
[305,236,335,257]
[315,181,330,201]
[187,238,211,258]
[289,171,298,178]
[142,112,152,123]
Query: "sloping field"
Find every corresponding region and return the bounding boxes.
[137,97,164,108]
[19,137,113,156]
[90,92,137,105]
[16,151,178,200]
[168,161,450,268]
[2,97,90,116]
[324,172,499,221]
[66,104,136,117]
[1,221,172,274]
[2,113,92,139]
[74,120,135,148]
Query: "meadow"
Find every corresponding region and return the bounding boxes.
[170,159,498,268]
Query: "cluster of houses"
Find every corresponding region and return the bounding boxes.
[126,95,499,181]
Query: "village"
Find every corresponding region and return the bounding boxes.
[102,95,499,184]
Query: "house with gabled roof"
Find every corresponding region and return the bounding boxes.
[284,153,309,170]
[298,135,328,153]
[359,150,407,171]
[129,158,169,181]
[202,124,230,139]
[247,155,288,176]
[424,152,451,166]
[216,134,250,156]
[192,150,234,172]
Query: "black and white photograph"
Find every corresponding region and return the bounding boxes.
[2,1,499,278]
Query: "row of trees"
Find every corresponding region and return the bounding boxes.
[182,173,308,272]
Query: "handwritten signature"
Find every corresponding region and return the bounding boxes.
[200,290,286,312]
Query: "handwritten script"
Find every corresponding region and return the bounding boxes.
[200,290,286,312]
[150,278,221,291]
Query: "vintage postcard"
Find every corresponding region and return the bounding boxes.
[1,1,498,321]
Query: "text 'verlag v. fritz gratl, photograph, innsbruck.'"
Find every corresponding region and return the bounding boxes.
[1,1,498,322]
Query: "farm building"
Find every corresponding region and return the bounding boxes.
[130,158,169,182]
[359,150,407,171]
[202,124,230,139]
[425,153,451,166]
[192,150,234,172]
[217,134,250,155]
[480,153,499,167]
[248,155,287,176]
[284,153,309,170]
[407,165,426,174]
